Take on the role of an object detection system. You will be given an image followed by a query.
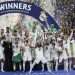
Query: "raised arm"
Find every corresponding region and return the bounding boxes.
[68,30,73,40]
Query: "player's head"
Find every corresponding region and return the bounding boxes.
[13,30,17,36]
[6,27,10,33]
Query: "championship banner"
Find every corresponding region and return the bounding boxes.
[0,1,60,30]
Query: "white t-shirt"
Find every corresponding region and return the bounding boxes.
[35,47,44,59]
[5,32,12,42]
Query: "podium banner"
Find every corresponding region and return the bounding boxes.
[0,1,60,30]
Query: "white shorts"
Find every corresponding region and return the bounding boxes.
[50,52,58,61]
[58,50,68,63]
[51,54,58,61]
[34,57,47,64]
[34,48,47,64]
[44,51,51,61]
[23,52,32,61]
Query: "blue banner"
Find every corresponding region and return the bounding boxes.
[0,1,60,30]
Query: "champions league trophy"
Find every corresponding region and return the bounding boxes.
[39,11,48,42]
[39,11,50,31]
